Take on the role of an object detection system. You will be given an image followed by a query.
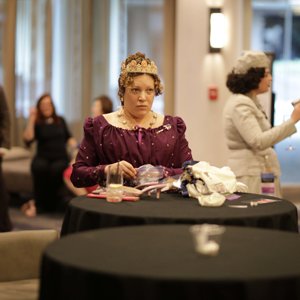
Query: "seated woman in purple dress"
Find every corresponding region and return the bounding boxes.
[71,52,193,188]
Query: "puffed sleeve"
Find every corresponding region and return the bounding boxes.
[162,116,193,177]
[176,117,193,161]
[71,118,106,187]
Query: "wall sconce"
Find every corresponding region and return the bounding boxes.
[209,7,226,53]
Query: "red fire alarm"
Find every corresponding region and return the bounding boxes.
[208,85,218,101]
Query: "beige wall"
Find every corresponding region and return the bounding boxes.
[174,0,250,167]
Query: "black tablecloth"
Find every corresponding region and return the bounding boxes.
[61,192,298,235]
[40,225,300,300]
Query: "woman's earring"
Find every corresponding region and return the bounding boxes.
[120,97,124,106]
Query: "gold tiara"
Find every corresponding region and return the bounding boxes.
[121,59,158,75]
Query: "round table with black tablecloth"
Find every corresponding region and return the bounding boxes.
[60,192,298,235]
[40,225,300,300]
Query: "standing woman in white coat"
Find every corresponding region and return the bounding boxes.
[223,51,300,197]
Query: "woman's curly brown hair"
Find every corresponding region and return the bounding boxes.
[226,67,266,94]
[118,52,163,102]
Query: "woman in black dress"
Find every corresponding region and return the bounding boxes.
[23,93,77,214]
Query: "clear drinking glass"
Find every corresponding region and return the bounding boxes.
[106,165,123,203]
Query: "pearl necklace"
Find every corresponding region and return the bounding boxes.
[117,108,158,130]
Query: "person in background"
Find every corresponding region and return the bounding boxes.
[63,95,113,196]
[71,52,193,189]
[0,86,12,231]
[22,93,77,215]
[91,95,113,118]
[223,50,300,197]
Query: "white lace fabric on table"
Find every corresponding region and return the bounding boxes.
[183,161,248,207]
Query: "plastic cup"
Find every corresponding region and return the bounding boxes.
[106,165,123,203]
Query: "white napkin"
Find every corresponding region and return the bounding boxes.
[198,192,226,207]
[185,161,248,207]
[190,161,237,194]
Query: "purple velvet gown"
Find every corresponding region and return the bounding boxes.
[71,115,193,187]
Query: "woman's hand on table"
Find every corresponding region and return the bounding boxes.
[105,161,137,180]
